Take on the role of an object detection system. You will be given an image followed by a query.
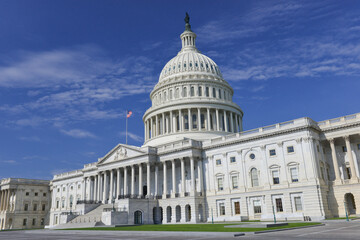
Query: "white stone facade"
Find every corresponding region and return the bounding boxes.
[0,178,50,230]
[48,17,360,227]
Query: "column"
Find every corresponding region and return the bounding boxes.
[198,158,204,195]
[344,136,358,180]
[172,160,176,197]
[207,108,211,130]
[116,168,121,198]
[156,115,159,136]
[170,110,173,133]
[216,109,220,131]
[82,177,86,200]
[230,111,234,133]
[144,120,147,141]
[155,164,159,196]
[163,161,167,198]
[109,170,114,200]
[147,163,151,197]
[162,113,165,135]
[181,158,186,196]
[97,173,101,201]
[131,165,135,195]
[329,138,341,181]
[224,110,228,132]
[0,190,4,211]
[235,114,239,132]
[103,172,108,203]
[139,164,143,196]
[94,175,98,201]
[188,109,192,131]
[150,117,153,138]
[2,190,7,211]
[179,109,183,132]
[190,157,195,196]
[124,167,128,195]
[198,108,201,130]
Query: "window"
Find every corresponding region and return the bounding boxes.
[35,192,38,196]
[218,89,222,99]
[57,188,60,192]
[317,145,320,152]
[230,157,236,163]
[346,167,351,179]
[170,90,173,99]
[217,178,224,191]
[216,159,221,165]
[184,115,189,130]
[358,144,360,150]
[269,149,276,156]
[42,204,46,211]
[56,200,59,209]
[190,87,195,96]
[206,87,209,97]
[61,199,65,208]
[272,170,280,184]
[232,176,238,189]
[40,218,45,225]
[212,88,216,97]
[294,196,303,211]
[250,153,255,160]
[32,218,36,226]
[234,202,240,215]
[55,216,58,225]
[183,87,187,97]
[287,146,294,153]
[198,87,202,96]
[23,218,27,226]
[219,202,225,215]
[62,187,65,191]
[290,167,299,182]
[251,168,259,187]
[24,204,28,211]
[33,204,37,211]
[192,114,197,129]
[43,193,46,197]
[253,200,262,214]
[275,198,283,212]
[342,146,347,152]
[26,192,29,196]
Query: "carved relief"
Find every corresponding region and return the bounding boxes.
[114,146,127,161]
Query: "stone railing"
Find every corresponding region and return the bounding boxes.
[157,139,202,154]
[76,200,101,205]
[0,178,50,186]
[83,162,97,170]
[317,113,360,129]
[117,194,158,200]
[61,211,80,216]
[203,117,317,147]
[54,170,83,180]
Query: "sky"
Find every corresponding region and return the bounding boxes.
[0,0,359,180]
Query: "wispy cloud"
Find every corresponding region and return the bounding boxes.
[1,160,17,164]
[19,136,41,142]
[60,129,96,139]
[119,131,143,143]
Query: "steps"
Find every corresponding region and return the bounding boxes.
[52,204,113,229]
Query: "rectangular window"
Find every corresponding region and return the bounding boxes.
[23,218,27,226]
[26,192,29,196]
[190,87,195,96]
[358,144,360,150]
[40,218,45,225]
[56,201,59,209]
[42,204,46,211]
[217,178,224,191]
[294,197,302,211]
[24,204,28,211]
[234,202,240,215]
[290,167,299,182]
[213,88,216,98]
[287,146,294,153]
[198,87,202,96]
[219,202,225,215]
[275,198,283,212]
[61,200,65,208]
[218,89,222,99]
[32,218,36,226]
[57,188,60,192]
[43,193,46,197]
[230,157,236,163]
[62,187,65,191]
[342,146,347,152]
[33,204,37,211]
[216,159,221,165]
[206,87,209,97]
[253,200,262,214]
[35,192,38,196]
[272,170,280,184]
[232,176,238,189]
[269,149,276,156]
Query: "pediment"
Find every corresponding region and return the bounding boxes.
[98,144,145,164]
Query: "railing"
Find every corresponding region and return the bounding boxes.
[118,194,159,200]
[103,208,122,212]
[317,113,359,128]
[166,194,171,199]
[61,211,80,216]
[184,192,189,197]
[175,193,180,198]
[76,200,101,204]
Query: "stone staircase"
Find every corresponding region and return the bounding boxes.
[52,204,113,229]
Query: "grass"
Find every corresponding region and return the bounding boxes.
[62,222,321,232]
[326,216,358,220]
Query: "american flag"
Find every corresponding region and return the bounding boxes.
[127,110,133,118]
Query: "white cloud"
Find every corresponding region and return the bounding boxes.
[60,129,96,139]
[1,160,17,164]
[119,131,143,142]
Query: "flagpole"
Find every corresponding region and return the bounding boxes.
[126,110,128,145]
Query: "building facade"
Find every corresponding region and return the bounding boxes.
[0,178,50,230]
[48,16,360,228]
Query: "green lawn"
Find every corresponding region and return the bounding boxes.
[63,222,321,232]
[326,216,358,220]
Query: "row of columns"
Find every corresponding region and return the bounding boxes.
[145,108,242,140]
[329,135,358,182]
[82,158,204,203]
[0,189,12,212]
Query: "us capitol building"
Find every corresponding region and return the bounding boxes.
[47,15,360,228]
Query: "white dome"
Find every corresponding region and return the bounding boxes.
[159,51,223,83]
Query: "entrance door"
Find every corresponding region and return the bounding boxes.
[134,210,143,224]
[143,186,147,196]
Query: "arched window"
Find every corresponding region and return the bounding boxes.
[190,87,195,96]
[169,90,173,99]
[251,168,259,187]
[206,87,209,97]
[218,89,222,99]
[183,87,187,97]
[213,88,216,98]
[192,114,197,129]
[198,86,202,96]
[184,115,189,130]
[175,88,179,98]
[201,114,205,129]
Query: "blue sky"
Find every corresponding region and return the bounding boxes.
[0,0,359,180]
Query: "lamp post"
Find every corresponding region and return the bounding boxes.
[112,196,115,212]
[70,201,73,215]
[211,208,214,224]
[344,201,349,222]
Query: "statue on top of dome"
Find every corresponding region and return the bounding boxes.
[184,12,192,31]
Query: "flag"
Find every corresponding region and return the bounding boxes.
[127,110,133,118]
